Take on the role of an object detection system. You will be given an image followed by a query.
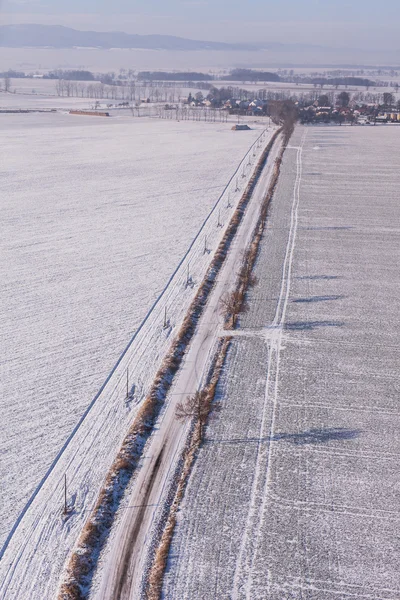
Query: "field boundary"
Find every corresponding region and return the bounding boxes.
[223,122,294,328]
[0,126,269,564]
[145,337,232,600]
[141,124,293,600]
[57,128,282,599]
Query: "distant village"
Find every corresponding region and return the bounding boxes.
[297,91,400,124]
[2,66,400,124]
[185,89,400,124]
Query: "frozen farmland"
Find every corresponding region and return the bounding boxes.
[0,111,274,591]
[163,125,400,599]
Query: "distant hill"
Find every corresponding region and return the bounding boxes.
[0,24,259,51]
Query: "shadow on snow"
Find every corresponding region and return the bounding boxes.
[291,295,344,304]
[272,427,362,445]
[206,428,361,447]
[295,275,341,281]
[284,320,345,331]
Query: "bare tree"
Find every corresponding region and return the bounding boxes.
[55,79,64,96]
[175,390,211,438]
[64,80,72,97]
[3,75,11,93]
[383,92,394,107]
[318,94,330,107]
[239,249,259,289]
[220,290,248,326]
[77,82,86,97]
[129,80,135,102]
[337,91,350,107]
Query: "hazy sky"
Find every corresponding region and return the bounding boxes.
[1,0,400,51]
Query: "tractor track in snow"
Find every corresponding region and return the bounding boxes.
[232,133,306,600]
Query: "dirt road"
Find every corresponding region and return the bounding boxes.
[92,133,283,600]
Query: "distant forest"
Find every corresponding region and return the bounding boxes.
[307,76,376,87]
[0,68,391,90]
[222,69,281,82]
[137,71,212,81]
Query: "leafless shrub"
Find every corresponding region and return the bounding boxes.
[176,390,211,438]
[220,290,249,327]
[248,273,259,288]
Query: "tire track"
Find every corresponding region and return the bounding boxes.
[231,131,306,600]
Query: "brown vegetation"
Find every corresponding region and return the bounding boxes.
[57,127,283,600]
[220,289,249,327]
[221,115,294,330]
[146,337,231,600]
[145,118,295,599]
[175,390,211,438]
[69,110,110,117]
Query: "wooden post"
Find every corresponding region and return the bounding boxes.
[126,368,129,399]
[63,474,67,515]
[163,306,168,328]
[204,235,207,254]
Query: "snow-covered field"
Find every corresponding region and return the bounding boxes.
[0,79,125,110]
[0,111,277,598]
[163,125,400,599]
[4,77,61,96]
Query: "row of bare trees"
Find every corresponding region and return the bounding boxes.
[55,79,182,103]
[158,107,229,122]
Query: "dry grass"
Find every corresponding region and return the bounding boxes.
[222,125,294,329]
[146,337,232,600]
[57,129,282,600]
[144,124,294,599]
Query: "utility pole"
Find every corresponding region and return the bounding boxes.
[163,306,168,328]
[63,474,68,515]
[186,262,191,286]
[204,235,208,254]
[126,368,129,399]
[217,209,222,228]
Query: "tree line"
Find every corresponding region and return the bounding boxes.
[137,71,212,81]
[55,79,183,103]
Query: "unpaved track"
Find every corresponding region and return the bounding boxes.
[92,134,283,600]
